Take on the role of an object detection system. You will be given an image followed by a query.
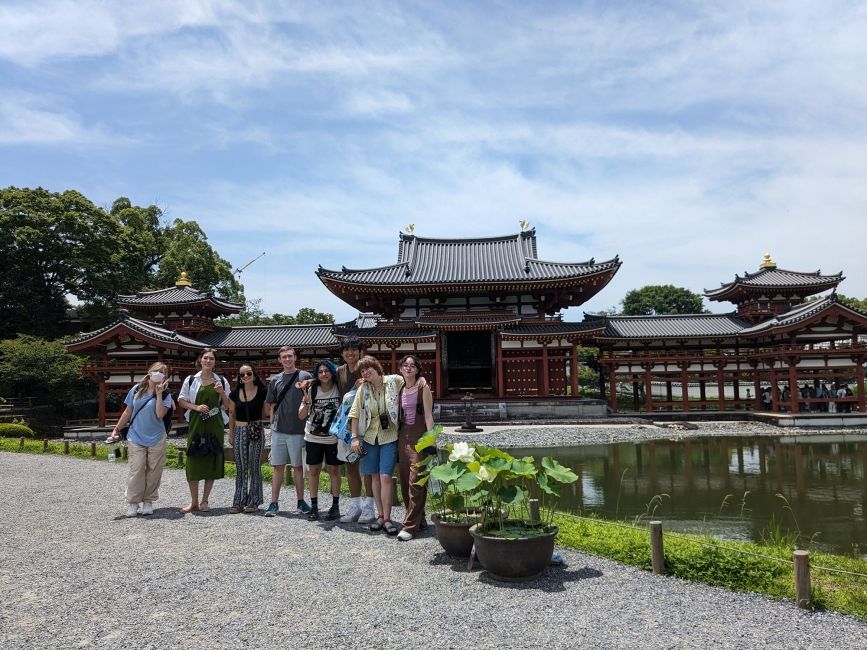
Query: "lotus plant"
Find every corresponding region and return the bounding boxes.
[415,429,579,535]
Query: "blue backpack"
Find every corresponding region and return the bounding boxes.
[329,387,357,443]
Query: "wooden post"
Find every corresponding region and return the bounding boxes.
[122,445,128,460]
[528,498,540,523]
[650,520,664,575]
[19,437,24,449]
[794,550,811,608]
[63,441,70,454]
[177,449,184,465]
[90,442,96,457]
[570,345,579,398]
[44,439,49,452]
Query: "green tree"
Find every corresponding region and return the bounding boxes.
[0,335,91,402]
[1,187,244,338]
[621,285,707,315]
[837,294,867,311]
[216,301,334,327]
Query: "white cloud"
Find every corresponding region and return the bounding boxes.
[0,94,131,145]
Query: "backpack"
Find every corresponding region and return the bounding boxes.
[329,386,357,444]
[163,396,175,434]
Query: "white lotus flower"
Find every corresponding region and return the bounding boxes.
[478,466,496,482]
[448,441,475,463]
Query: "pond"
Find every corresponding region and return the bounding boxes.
[510,434,867,556]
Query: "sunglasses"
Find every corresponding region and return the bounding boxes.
[239,371,254,378]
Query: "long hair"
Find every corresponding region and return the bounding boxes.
[135,361,169,398]
[230,364,266,400]
[195,348,219,370]
[398,354,423,381]
[310,359,338,391]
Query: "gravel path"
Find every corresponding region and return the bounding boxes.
[2,451,866,649]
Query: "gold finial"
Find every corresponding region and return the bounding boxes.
[176,271,192,287]
[759,253,777,270]
[518,219,530,231]
[404,224,415,235]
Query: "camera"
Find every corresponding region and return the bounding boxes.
[379,414,389,429]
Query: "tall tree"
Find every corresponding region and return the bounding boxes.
[621,285,707,315]
[1,186,244,338]
[216,301,334,327]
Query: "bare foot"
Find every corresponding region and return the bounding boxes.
[180,503,198,513]
[198,501,211,512]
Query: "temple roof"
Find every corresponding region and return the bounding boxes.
[317,229,620,288]
[501,321,605,339]
[415,311,522,328]
[599,313,748,340]
[66,313,206,350]
[705,267,842,302]
[116,286,243,314]
[200,324,338,350]
[738,294,867,336]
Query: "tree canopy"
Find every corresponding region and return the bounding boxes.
[216,300,334,327]
[837,294,867,311]
[1,186,243,339]
[621,285,707,315]
[0,335,92,402]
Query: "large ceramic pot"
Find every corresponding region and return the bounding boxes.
[469,521,558,582]
[432,511,479,557]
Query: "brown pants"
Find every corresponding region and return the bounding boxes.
[125,434,168,504]
[398,419,428,534]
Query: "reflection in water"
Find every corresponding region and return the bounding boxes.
[510,435,867,556]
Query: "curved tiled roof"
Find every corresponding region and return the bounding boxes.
[501,321,606,338]
[601,314,748,340]
[317,229,620,286]
[66,314,205,348]
[117,286,242,313]
[739,295,867,336]
[705,268,842,301]
[341,327,437,341]
[415,311,521,327]
[200,325,338,350]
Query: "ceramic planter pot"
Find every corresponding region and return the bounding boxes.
[469,521,558,582]
[431,511,480,557]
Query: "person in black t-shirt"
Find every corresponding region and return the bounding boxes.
[227,364,269,513]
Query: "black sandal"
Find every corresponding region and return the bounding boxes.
[383,520,399,536]
[368,516,384,531]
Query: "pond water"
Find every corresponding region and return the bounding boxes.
[510,434,867,556]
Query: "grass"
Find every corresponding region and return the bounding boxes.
[554,512,867,620]
[4,437,867,619]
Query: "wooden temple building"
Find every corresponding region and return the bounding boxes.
[66,233,867,425]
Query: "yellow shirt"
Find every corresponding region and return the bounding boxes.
[348,377,402,445]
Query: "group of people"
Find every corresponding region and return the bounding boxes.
[759,383,855,413]
[109,337,435,541]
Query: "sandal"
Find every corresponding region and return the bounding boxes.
[368,516,384,532]
[198,501,211,512]
[104,433,122,444]
[383,520,399,536]
[228,506,241,514]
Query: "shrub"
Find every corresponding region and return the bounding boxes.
[0,422,35,438]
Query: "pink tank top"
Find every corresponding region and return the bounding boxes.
[401,389,419,426]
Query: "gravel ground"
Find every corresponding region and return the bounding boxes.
[2,450,867,649]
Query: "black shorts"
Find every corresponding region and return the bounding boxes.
[305,439,344,466]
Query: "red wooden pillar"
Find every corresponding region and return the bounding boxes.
[541,343,549,398]
[496,335,505,398]
[855,355,866,412]
[716,364,726,411]
[770,367,779,412]
[390,345,397,374]
[609,365,618,412]
[788,362,799,413]
[680,364,689,412]
[643,364,653,412]
[98,376,107,427]
[570,344,579,398]
[752,365,762,410]
[434,336,442,399]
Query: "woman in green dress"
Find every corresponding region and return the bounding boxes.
[178,348,231,513]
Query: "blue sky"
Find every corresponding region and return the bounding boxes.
[2,1,866,323]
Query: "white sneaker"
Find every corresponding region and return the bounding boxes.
[397,530,413,542]
[126,504,140,517]
[339,501,362,523]
[357,500,376,524]
[141,502,154,516]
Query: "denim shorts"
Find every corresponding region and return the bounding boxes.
[269,431,304,467]
[360,440,398,476]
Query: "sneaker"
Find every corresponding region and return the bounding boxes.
[307,507,319,521]
[297,499,311,515]
[397,530,413,542]
[326,502,340,520]
[126,504,140,518]
[141,502,154,516]
[358,500,376,524]
[339,501,362,523]
[264,502,279,517]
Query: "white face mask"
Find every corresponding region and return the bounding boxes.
[150,371,165,383]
